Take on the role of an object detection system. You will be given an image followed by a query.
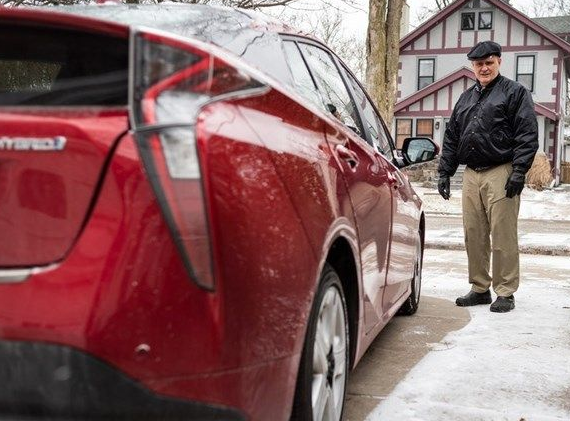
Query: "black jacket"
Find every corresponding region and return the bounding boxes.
[438,74,538,177]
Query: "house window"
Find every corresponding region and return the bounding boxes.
[418,58,435,90]
[478,12,493,29]
[395,119,412,149]
[461,13,475,30]
[516,55,535,91]
[416,119,434,139]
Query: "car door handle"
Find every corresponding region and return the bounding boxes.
[335,144,359,169]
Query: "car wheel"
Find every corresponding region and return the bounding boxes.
[291,264,348,421]
[398,233,422,316]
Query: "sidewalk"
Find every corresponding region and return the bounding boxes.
[414,183,570,256]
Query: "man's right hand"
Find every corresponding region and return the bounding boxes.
[438,175,450,200]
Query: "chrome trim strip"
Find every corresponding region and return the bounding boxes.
[0,269,32,283]
[0,264,59,284]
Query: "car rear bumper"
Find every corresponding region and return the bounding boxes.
[0,340,245,420]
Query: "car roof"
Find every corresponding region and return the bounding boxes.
[42,4,303,41]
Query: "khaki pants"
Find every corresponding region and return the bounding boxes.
[462,163,521,297]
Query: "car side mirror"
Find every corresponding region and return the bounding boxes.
[400,137,439,167]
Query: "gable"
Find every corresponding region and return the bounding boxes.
[395,68,476,115]
[400,0,570,55]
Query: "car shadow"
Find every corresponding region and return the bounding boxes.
[343,296,470,421]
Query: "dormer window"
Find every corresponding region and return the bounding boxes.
[461,13,475,30]
[478,12,493,29]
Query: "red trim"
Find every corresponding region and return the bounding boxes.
[475,30,479,45]
[507,16,512,47]
[555,51,562,114]
[491,29,495,41]
[427,31,431,49]
[420,99,424,111]
[442,20,447,48]
[448,86,453,111]
[395,110,452,117]
[398,62,403,70]
[400,0,570,54]
[458,31,462,48]
[539,102,557,109]
[552,72,558,81]
[400,45,563,55]
[524,27,528,46]
[434,91,439,111]
[396,67,476,113]
[535,102,558,120]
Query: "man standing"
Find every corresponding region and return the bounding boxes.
[438,41,538,313]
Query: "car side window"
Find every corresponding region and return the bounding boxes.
[297,43,362,136]
[344,71,394,160]
[281,41,324,109]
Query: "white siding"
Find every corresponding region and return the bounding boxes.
[423,94,435,111]
[493,10,509,45]
[527,29,541,46]
[409,102,420,112]
[451,80,464,105]
[446,13,460,48]
[462,31,475,47]
[430,25,443,49]
[414,34,427,50]
[437,88,448,111]
[399,55,417,99]
[511,19,525,46]
[478,31,492,42]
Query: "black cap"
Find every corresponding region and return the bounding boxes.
[467,41,502,60]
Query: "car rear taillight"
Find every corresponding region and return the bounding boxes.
[130,30,264,290]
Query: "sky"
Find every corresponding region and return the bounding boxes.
[334,0,537,42]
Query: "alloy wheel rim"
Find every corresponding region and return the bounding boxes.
[414,240,422,305]
[311,286,347,421]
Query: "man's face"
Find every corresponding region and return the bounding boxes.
[471,55,501,86]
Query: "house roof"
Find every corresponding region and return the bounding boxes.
[400,0,570,54]
[533,15,570,35]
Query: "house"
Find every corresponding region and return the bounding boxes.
[393,0,570,184]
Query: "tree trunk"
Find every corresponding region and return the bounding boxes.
[365,0,404,129]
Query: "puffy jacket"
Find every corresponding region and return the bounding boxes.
[438,74,538,177]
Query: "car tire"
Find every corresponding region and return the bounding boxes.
[398,233,423,316]
[291,264,349,421]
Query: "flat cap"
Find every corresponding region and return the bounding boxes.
[467,41,502,60]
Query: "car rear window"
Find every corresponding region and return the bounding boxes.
[0,23,128,106]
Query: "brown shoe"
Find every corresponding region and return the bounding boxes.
[490,295,515,313]
[455,290,492,306]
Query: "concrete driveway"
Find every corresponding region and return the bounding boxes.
[344,247,570,420]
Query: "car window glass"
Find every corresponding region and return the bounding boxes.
[344,71,394,160]
[281,41,324,108]
[298,43,361,135]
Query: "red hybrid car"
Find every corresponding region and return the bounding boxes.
[0,4,438,421]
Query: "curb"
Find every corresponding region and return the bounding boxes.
[426,241,570,256]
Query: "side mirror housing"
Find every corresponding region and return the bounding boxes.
[399,137,440,167]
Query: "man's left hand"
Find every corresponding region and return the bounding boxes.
[505,170,525,198]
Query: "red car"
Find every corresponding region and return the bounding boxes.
[0,4,438,421]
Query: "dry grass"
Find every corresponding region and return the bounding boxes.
[526,151,553,191]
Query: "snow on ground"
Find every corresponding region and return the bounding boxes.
[366,249,570,421]
[414,184,570,221]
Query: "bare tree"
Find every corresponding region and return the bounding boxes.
[365,0,405,127]
[1,0,300,8]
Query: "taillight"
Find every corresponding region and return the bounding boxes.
[130,30,264,290]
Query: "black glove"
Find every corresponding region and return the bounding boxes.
[438,174,450,200]
[505,170,525,198]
